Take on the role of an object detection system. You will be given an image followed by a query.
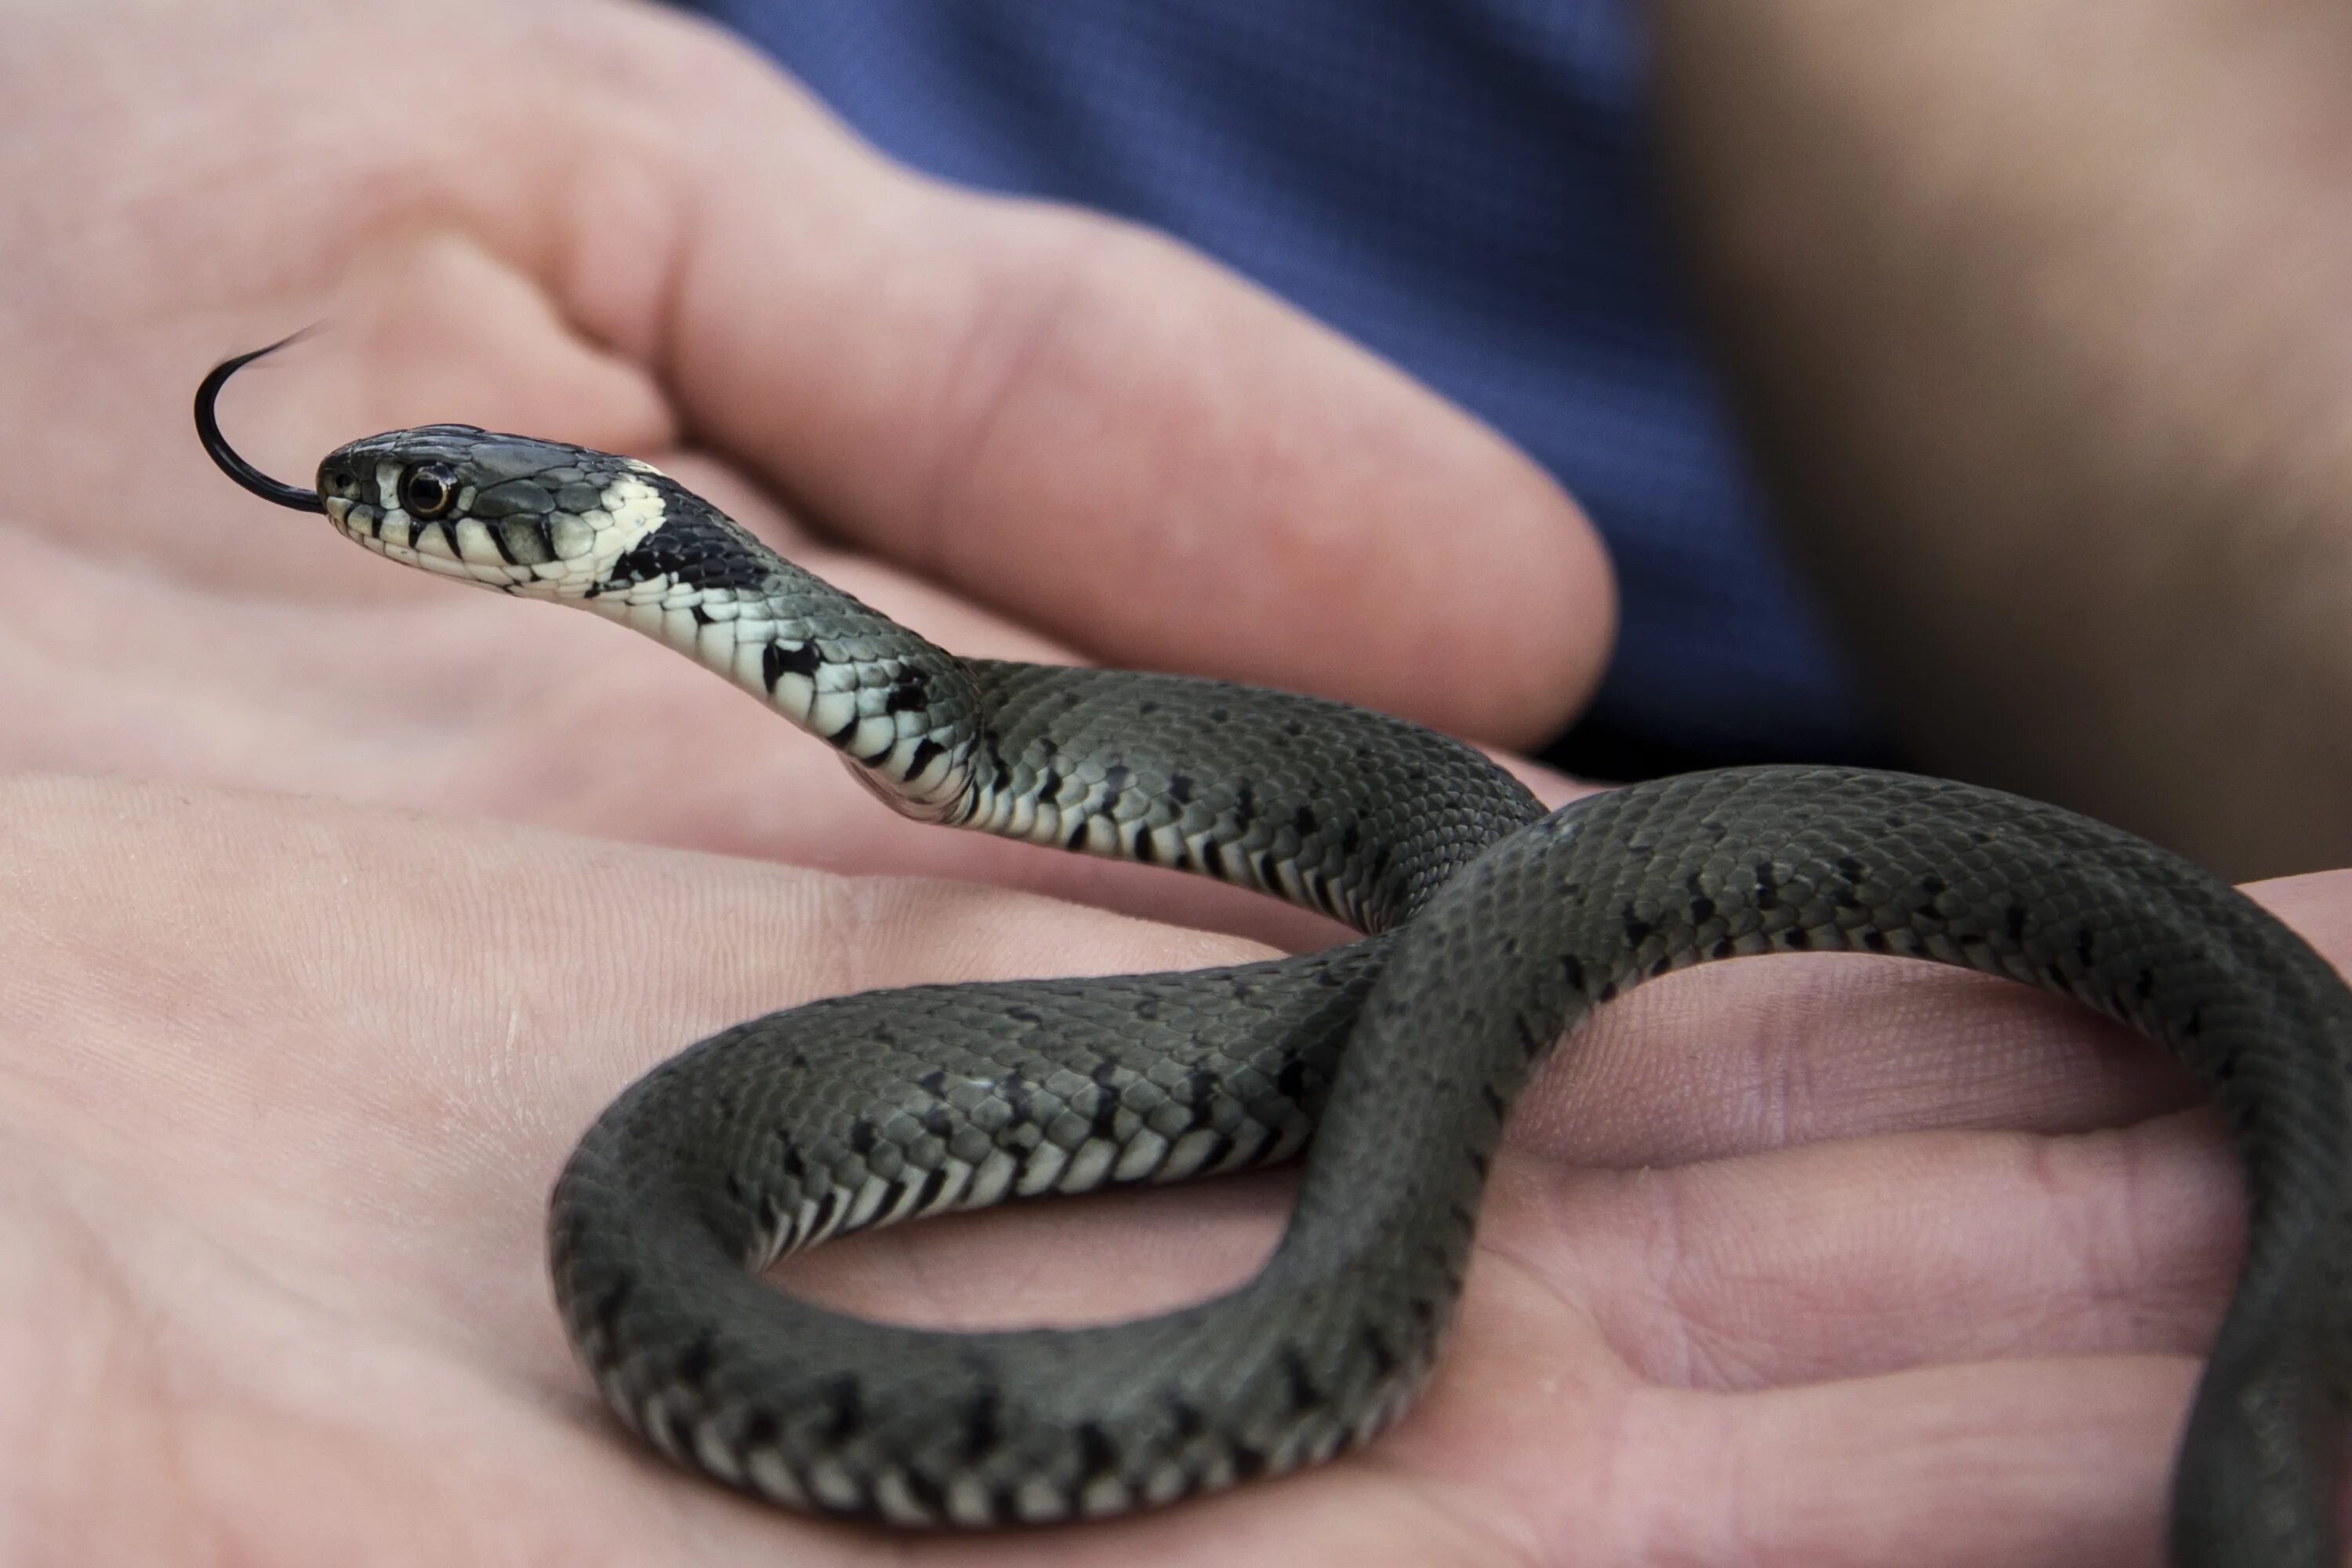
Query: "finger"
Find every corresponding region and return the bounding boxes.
[1376,1273,2190,1566]
[1486,1112,2238,1388]
[93,0,1606,743]
[582,11,1613,746]
[1521,953,2201,1167]
[1621,1360,2185,1568]
[1511,870,2352,1163]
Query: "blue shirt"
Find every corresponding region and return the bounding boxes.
[678,0,1893,772]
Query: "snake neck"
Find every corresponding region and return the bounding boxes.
[575,477,985,822]
[548,475,1541,932]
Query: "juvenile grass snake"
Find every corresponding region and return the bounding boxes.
[198,344,2350,1564]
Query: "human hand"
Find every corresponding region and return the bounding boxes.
[9,775,2326,1566]
[0,0,1606,939]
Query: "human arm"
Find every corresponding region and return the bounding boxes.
[1649,0,2352,880]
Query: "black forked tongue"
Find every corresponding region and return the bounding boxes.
[195,333,325,513]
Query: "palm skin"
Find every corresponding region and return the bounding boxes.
[0,3,2339,1564]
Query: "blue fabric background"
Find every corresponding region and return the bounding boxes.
[677,0,1891,771]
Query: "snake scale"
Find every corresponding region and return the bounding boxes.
[199,343,2348,1565]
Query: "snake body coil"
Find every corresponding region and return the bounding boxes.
[198,347,2350,1566]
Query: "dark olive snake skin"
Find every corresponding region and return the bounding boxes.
[195,348,2352,1565]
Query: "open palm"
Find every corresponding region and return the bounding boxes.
[1,2,2340,1564]
[12,780,2328,1565]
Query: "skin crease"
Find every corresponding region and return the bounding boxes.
[0,2,2346,1565]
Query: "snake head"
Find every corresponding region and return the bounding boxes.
[196,342,673,598]
[313,425,672,597]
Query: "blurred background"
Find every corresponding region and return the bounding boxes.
[672,0,2352,880]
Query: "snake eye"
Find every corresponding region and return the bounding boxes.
[399,461,459,520]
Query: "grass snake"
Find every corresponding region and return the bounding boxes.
[198,343,2350,1565]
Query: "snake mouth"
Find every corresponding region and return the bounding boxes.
[194,336,326,514]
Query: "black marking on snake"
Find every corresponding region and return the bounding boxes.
[906,737,948,779]
[763,641,819,691]
[740,1409,780,1454]
[1864,928,1893,953]
[1163,1392,1206,1440]
[1782,926,1813,951]
[1279,1347,1322,1414]
[904,1468,949,1519]
[1076,1421,1120,1483]
[1000,1070,1035,1123]
[808,1188,840,1238]
[1088,1091,1123,1140]
[819,1373,863,1442]
[1167,773,1194,805]
[1065,817,1091,851]
[674,1330,718,1389]
[611,507,771,591]
[1276,1055,1312,1101]
[824,713,863,746]
[847,1119,877,1156]
[689,604,713,626]
[2006,902,2031,942]
[960,1386,1004,1458]
[1132,827,1158,865]
[1753,863,1781,910]
[885,673,927,713]
[590,1276,635,1347]
[922,1105,955,1138]
[1356,1323,1400,1379]
[1711,936,1738,960]
[915,1165,951,1210]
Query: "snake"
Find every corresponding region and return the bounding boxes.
[196,341,2347,1565]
